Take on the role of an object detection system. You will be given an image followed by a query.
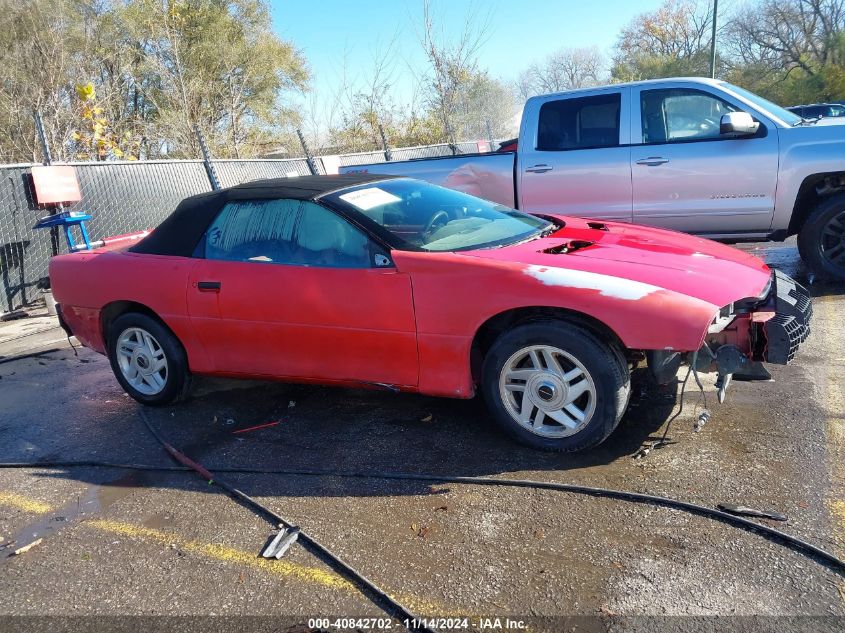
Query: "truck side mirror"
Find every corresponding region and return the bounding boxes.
[720,112,759,137]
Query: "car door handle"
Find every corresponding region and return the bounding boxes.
[635,157,670,166]
[197,281,221,292]
[525,164,553,173]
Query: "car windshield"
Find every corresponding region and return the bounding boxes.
[322,179,552,252]
[722,82,803,126]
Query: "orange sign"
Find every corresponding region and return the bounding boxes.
[31,165,82,204]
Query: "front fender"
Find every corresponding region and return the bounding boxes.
[774,126,845,230]
[393,250,718,398]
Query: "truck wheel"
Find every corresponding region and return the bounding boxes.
[481,321,630,452]
[797,193,845,281]
[107,312,191,406]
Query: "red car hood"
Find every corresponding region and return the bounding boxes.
[461,216,771,308]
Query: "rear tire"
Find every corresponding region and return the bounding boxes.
[481,320,630,452]
[797,193,845,281]
[106,312,191,406]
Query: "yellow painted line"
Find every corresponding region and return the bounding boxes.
[825,379,845,446]
[0,491,54,514]
[0,486,457,616]
[86,519,352,590]
[815,298,845,604]
[87,518,456,616]
[831,500,845,528]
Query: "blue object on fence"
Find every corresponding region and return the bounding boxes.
[33,211,94,251]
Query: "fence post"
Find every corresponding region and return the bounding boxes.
[296,129,319,175]
[33,110,53,165]
[445,120,458,156]
[194,125,221,191]
[32,110,61,256]
[378,124,393,162]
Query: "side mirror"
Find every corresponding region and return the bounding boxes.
[720,111,759,137]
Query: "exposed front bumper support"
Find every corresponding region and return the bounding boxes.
[757,270,812,364]
[648,271,812,402]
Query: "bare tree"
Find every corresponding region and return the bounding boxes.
[418,0,492,145]
[612,0,717,80]
[726,0,845,75]
[516,46,605,99]
[0,0,90,162]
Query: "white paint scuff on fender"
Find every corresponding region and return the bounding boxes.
[524,265,661,300]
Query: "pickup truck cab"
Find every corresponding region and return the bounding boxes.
[341,77,845,280]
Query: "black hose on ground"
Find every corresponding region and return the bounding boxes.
[135,409,436,632]
[2,454,843,578]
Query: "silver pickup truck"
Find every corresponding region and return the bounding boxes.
[341,77,845,280]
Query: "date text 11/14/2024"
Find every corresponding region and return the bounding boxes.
[307,617,527,630]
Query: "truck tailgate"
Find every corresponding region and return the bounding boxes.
[340,151,517,208]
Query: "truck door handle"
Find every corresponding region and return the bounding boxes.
[526,164,553,173]
[636,157,670,166]
[197,281,221,292]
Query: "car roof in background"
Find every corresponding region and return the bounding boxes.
[788,103,839,108]
[129,173,401,258]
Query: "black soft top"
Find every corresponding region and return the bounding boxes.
[130,173,397,257]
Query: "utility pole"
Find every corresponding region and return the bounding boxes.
[709,0,719,79]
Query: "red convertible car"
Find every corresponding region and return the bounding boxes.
[50,175,811,451]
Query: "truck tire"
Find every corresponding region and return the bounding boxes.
[797,193,845,281]
[481,320,630,452]
[107,312,191,406]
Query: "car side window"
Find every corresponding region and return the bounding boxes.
[536,93,621,151]
[205,199,375,268]
[640,88,739,143]
[294,202,373,268]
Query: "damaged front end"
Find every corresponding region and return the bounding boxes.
[648,270,812,402]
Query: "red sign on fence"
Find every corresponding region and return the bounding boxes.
[31,165,82,204]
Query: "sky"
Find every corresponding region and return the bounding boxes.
[268,0,665,130]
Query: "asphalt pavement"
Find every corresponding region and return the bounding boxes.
[0,240,843,632]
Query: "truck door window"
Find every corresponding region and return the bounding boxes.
[641,88,738,143]
[536,94,621,151]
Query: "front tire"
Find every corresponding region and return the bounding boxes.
[797,193,845,281]
[481,321,630,452]
[107,313,190,406]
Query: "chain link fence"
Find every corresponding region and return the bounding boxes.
[0,139,494,313]
[335,141,486,167]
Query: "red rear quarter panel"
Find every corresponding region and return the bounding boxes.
[49,251,213,371]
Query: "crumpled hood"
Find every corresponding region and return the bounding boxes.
[462,216,772,308]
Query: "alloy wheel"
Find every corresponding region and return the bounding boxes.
[498,344,597,438]
[821,209,845,267]
[116,327,169,396]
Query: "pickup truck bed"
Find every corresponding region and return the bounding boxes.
[344,151,518,209]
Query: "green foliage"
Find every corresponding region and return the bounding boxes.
[120,0,309,157]
[4,0,845,164]
[72,82,140,160]
[612,0,845,108]
[0,0,308,162]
